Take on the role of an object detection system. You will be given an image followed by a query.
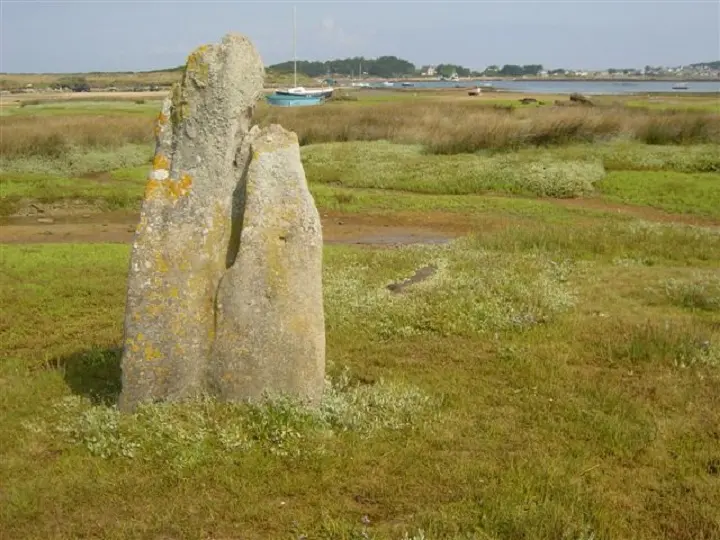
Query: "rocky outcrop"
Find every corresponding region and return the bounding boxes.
[118,33,325,412]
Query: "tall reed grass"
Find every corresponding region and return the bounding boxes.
[0,115,153,159]
[257,102,720,153]
[2,102,718,160]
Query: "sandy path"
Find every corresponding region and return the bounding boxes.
[0,210,472,246]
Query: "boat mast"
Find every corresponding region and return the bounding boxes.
[293,5,297,88]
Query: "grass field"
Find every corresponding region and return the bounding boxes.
[1,90,719,539]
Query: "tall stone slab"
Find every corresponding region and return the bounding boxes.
[119,33,325,413]
[210,125,326,404]
[118,34,264,411]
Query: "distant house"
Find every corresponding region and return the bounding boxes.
[422,65,437,77]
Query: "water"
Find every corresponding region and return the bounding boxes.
[363,80,720,95]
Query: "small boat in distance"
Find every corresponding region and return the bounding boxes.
[265,93,324,107]
[268,6,327,107]
[275,86,334,99]
[672,82,689,90]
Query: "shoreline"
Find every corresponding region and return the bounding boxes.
[372,77,720,83]
[2,86,718,104]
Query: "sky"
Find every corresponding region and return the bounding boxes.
[1,1,719,73]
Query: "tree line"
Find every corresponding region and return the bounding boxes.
[268,56,415,78]
[267,56,551,77]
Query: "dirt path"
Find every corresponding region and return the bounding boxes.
[1,195,716,246]
[550,197,720,227]
[0,210,472,246]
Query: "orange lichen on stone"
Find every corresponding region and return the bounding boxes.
[144,173,193,202]
[177,173,193,195]
[154,112,168,137]
[152,153,170,171]
[144,179,163,199]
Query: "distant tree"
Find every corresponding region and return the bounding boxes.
[268,55,415,78]
[436,64,472,77]
[53,76,90,92]
[367,56,416,78]
[498,64,524,76]
[521,64,543,75]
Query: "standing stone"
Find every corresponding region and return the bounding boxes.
[118,33,324,412]
[210,124,326,404]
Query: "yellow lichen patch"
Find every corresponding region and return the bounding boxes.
[145,302,165,317]
[185,44,211,88]
[144,179,162,200]
[179,173,193,193]
[154,253,170,274]
[144,343,163,362]
[144,173,193,202]
[152,153,170,171]
[128,332,163,363]
[154,112,168,137]
[125,336,141,354]
[170,83,190,125]
[135,214,148,234]
[186,44,210,66]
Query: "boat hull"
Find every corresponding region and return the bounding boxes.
[275,88,334,98]
[265,94,324,107]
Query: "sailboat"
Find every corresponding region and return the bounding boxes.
[267,6,332,106]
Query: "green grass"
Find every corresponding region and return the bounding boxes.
[2,100,720,538]
[2,220,719,539]
[311,184,618,221]
[506,141,720,173]
[303,141,606,198]
[0,100,163,117]
[302,142,720,217]
[599,170,720,218]
[0,144,152,177]
[625,99,720,113]
[2,141,719,220]
[0,164,149,215]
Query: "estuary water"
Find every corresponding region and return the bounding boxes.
[370,80,720,94]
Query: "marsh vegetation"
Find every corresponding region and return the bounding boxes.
[1,90,719,539]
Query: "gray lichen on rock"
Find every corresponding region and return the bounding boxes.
[118,33,325,413]
[210,124,325,405]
